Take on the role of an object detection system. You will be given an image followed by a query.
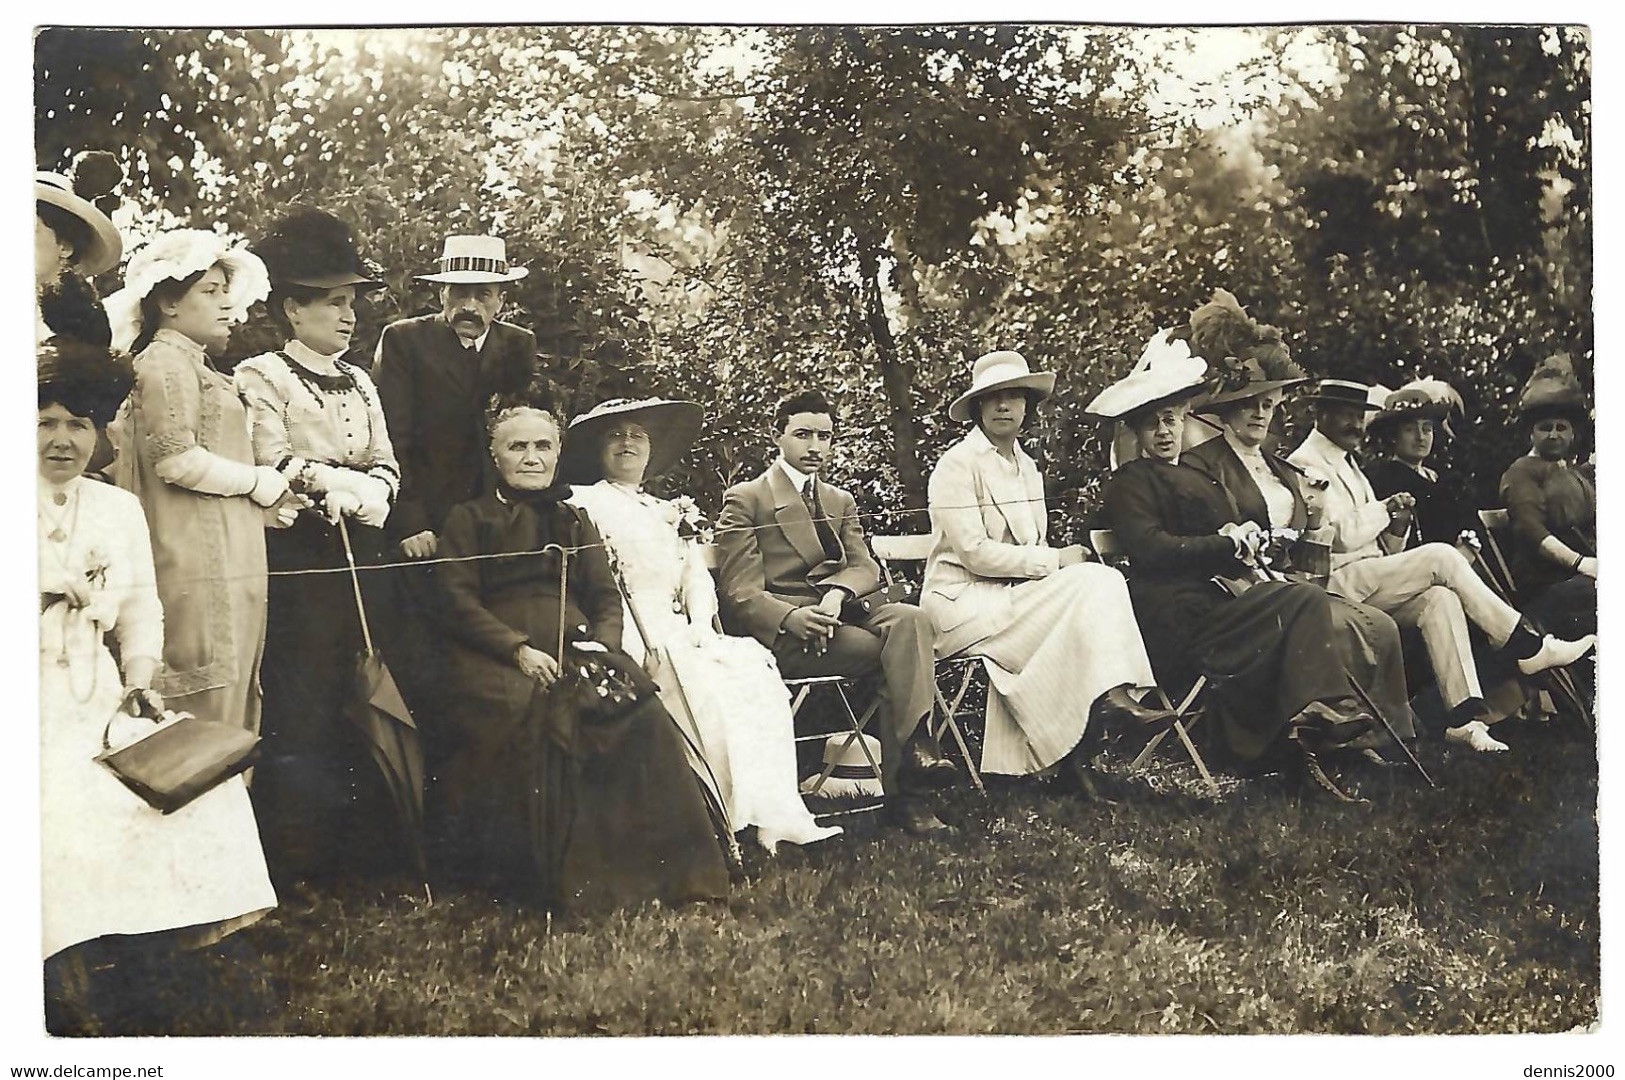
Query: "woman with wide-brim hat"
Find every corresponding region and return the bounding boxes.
[232,206,409,886]
[38,337,276,1034]
[1091,331,1378,800]
[1498,353,1596,653]
[921,349,1170,795]
[564,398,842,852]
[106,229,288,740]
[1177,291,1415,750]
[36,152,124,346]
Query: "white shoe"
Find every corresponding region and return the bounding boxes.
[1445,720,1509,753]
[1517,633,1597,676]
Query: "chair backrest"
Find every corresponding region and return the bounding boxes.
[1479,508,1511,531]
[870,533,935,563]
[1088,528,1123,561]
[696,542,721,570]
[1474,508,1517,599]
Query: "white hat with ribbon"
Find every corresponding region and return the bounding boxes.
[416,235,529,284]
[1084,330,1210,420]
[102,229,271,353]
[800,733,884,799]
[948,350,1057,423]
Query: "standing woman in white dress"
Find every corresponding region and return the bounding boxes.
[38,340,276,1034]
[561,399,841,853]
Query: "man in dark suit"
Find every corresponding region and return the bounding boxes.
[371,234,538,726]
[715,390,956,835]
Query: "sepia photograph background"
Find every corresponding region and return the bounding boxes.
[11,0,1622,1073]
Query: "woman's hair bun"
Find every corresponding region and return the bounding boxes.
[69,150,124,214]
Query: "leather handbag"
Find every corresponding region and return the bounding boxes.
[94,690,260,814]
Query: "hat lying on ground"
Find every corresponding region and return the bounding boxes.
[800,733,883,799]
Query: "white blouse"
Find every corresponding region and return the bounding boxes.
[1226,430,1297,529]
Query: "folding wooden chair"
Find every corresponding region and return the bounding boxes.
[1471,509,1593,729]
[1087,528,1220,795]
[869,532,986,794]
[696,543,886,816]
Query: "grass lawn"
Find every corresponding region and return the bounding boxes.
[129,714,1598,1039]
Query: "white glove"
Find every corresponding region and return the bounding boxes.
[248,465,290,508]
[352,474,393,529]
[324,489,362,523]
[1220,521,1266,562]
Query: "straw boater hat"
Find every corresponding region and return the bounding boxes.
[559,398,705,486]
[799,733,884,799]
[38,337,134,428]
[36,151,124,277]
[252,206,385,292]
[1303,379,1386,411]
[1514,353,1589,425]
[948,350,1056,423]
[1367,377,1466,441]
[416,235,529,284]
[102,230,271,353]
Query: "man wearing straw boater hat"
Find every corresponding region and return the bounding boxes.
[1289,378,1595,748]
[372,234,540,721]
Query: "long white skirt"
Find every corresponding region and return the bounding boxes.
[41,638,277,959]
[934,563,1158,776]
[635,619,841,853]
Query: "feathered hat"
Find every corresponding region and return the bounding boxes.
[252,206,385,292]
[1367,377,1466,440]
[36,151,125,277]
[1514,353,1589,424]
[102,230,271,353]
[1185,289,1308,410]
[1084,330,1209,420]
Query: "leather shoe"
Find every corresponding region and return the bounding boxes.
[1089,685,1177,737]
[887,799,953,837]
[898,733,958,792]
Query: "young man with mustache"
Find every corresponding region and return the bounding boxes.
[715,390,957,835]
[1289,380,1594,751]
[371,235,539,730]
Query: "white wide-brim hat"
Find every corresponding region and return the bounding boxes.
[1085,330,1210,419]
[36,172,123,277]
[102,229,271,353]
[800,733,884,800]
[416,234,529,284]
[559,397,705,485]
[948,350,1057,423]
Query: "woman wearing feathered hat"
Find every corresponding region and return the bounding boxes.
[232,207,407,885]
[1365,377,1478,551]
[1177,290,1415,750]
[37,151,124,346]
[38,338,275,1034]
[1499,353,1596,649]
[1091,331,1379,800]
[107,229,288,739]
[563,398,841,853]
[921,349,1170,795]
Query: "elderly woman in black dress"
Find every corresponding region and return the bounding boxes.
[1090,332,1377,798]
[433,382,729,911]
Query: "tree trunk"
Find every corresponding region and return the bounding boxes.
[858,248,927,515]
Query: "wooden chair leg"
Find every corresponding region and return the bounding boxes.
[1169,717,1221,796]
[1128,680,1206,774]
[931,663,986,795]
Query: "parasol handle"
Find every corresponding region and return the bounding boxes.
[337,516,375,655]
[541,543,568,662]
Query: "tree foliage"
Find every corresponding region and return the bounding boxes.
[35,24,1590,525]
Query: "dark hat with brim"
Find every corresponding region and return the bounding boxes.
[559,398,705,485]
[254,207,386,294]
[1303,379,1385,411]
[38,336,134,427]
[1367,378,1465,438]
[1515,353,1589,424]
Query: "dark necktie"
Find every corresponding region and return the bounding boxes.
[804,478,843,562]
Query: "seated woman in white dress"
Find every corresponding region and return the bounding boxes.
[561,398,841,853]
[921,351,1173,796]
[38,339,276,1034]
